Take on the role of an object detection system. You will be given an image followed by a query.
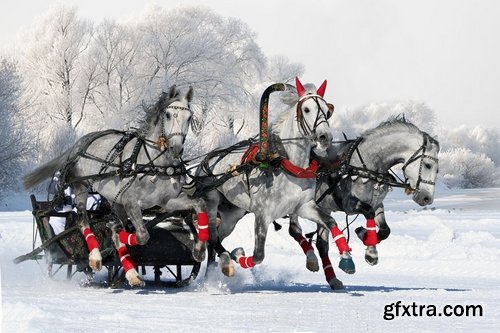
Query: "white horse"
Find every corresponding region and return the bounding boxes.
[199,78,352,289]
[288,117,440,287]
[24,86,208,287]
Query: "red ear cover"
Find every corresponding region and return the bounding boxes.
[295,76,306,97]
[317,80,327,97]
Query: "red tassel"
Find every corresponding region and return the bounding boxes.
[119,230,138,246]
[83,228,99,252]
[294,235,314,254]
[238,256,256,268]
[197,212,209,242]
[117,246,135,272]
[363,218,379,246]
[316,80,327,97]
[321,256,336,281]
[331,226,351,254]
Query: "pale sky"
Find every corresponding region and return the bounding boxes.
[1,0,500,129]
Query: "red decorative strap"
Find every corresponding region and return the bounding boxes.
[331,226,351,254]
[280,159,319,178]
[197,212,209,242]
[119,230,138,246]
[294,235,314,254]
[321,256,336,281]
[241,144,260,164]
[83,228,99,252]
[117,246,135,272]
[238,256,256,268]
[363,218,379,246]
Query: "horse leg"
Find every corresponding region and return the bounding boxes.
[215,205,248,276]
[109,203,145,287]
[163,194,208,262]
[289,214,319,272]
[297,201,355,274]
[74,183,102,271]
[231,215,269,269]
[118,203,149,245]
[354,204,387,265]
[316,225,344,290]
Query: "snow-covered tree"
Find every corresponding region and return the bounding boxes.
[0,60,30,199]
[332,100,438,139]
[439,148,499,188]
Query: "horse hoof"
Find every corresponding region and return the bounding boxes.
[328,277,344,290]
[230,247,245,261]
[125,269,145,288]
[89,248,102,271]
[306,250,319,272]
[365,246,379,266]
[219,252,235,277]
[192,242,206,262]
[339,251,356,274]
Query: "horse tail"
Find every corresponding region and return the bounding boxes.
[23,151,70,190]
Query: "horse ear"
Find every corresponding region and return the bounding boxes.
[186,86,193,102]
[317,80,327,97]
[295,77,306,97]
[168,85,177,99]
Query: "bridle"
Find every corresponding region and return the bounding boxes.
[157,104,193,150]
[295,94,334,137]
[401,133,439,192]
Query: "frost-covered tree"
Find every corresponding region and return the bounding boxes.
[332,100,437,139]
[17,5,94,162]
[439,148,499,188]
[0,60,30,199]
[14,4,304,164]
[438,125,500,164]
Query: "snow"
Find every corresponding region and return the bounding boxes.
[1,187,500,332]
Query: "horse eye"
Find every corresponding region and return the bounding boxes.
[304,107,310,114]
[425,163,432,169]
[166,112,171,121]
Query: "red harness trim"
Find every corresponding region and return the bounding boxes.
[241,144,260,164]
[241,144,318,179]
[281,158,318,179]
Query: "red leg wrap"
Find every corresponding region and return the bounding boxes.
[294,235,314,254]
[197,212,209,242]
[331,226,351,254]
[119,230,138,246]
[321,256,336,281]
[117,246,136,272]
[83,228,99,252]
[363,218,379,246]
[238,256,256,269]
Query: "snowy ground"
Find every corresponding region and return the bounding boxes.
[1,186,499,332]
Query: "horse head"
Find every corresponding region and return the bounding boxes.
[402,133,440,206]
[294,77,334,150]
[152,85,193,158]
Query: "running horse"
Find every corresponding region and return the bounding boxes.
[199,78,353,289]
[287,116,440,288]
[23,86,208,287]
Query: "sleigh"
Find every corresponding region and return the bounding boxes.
[14,194,201,287]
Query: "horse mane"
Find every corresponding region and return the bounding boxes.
[362,114,421,138]
[136,86,181,137]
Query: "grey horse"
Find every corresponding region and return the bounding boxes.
[23,86,207,286]
[199,78,353,289]
[288,116,440,288]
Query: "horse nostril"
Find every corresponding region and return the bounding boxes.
[319,135,327,141]
[423,197,430,204]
